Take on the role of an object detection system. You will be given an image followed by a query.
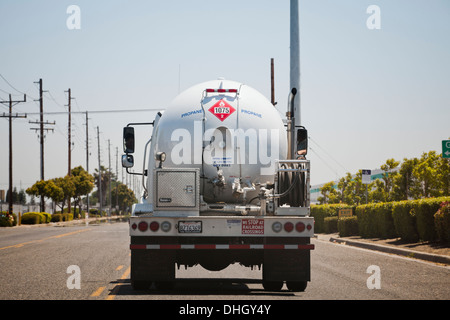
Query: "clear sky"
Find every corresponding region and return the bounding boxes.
[1,0,449,196]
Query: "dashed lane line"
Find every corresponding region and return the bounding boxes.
[0,228,92,251]
[106,266,131,300]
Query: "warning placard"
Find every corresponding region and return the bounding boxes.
[242,219,264,235]
[208,99,236,122]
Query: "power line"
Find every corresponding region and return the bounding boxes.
[0,94,27,215]
[0,73,38,100]
[22,108,164,115]
[309,136,348,173]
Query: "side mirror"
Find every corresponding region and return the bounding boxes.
[122,154,134,168]
[296,126,308,156]
[123,127,135,154]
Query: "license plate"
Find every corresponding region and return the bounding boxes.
[178,221,202,233]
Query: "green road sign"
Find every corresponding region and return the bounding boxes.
[443,140,450,158]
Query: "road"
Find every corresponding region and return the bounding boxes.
[0,220,449,301]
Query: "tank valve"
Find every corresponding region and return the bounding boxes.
[232,178,244,198]
[212,169,226,188]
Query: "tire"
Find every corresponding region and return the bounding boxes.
[155,281,175,291]
[286,281,307,292]
[131,280,151,291]
[262,281,284,291]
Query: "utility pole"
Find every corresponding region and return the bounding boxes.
[85,111,90,218]
[108,139,111,217]
[290,0,301,126]
[115,146,119,214]
[97,126,103,216]
[30,78,55,212]
[0,94,27,216]
[270,58,276,106]
[65,89,74,213]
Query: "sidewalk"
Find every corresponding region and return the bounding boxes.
[316,233,450,266]
[14,215,127,228]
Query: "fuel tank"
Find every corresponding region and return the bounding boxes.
[152,79,287,203]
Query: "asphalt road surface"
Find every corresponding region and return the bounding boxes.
[0,220,449,301]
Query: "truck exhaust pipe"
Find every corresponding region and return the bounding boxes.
[286,87,297,160]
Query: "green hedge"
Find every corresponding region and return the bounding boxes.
[51,213,74,222]
[434,201,450,242]
[391,201,418,242]
[313,197,450,243]
[21,212,51,225]
[0,213,17,227]
[311,204,354,233]
[324,216,338,233]
[391,197,450,242]
[338,216,359,237]
[356,202,396,239]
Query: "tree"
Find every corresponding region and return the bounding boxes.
[343,170,366,205]
[368,179,387,203]
[380,158,400,201]
[318,181,339,204]
[391,157,419,201]
[71,166,94,218]
[93,166,114,207]
[112,183,137,212]
[53,176,75,214]
[317,150,450,205]
[26,180,64,213]
[337,173,353,204]
[437,156,450,197]
[411,151,441,199]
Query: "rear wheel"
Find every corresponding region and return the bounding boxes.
[131,280,151,291]
[154,281,175,291]
[286,281,307,292]
[262,281,284,291]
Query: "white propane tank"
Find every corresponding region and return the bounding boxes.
[152,79,287,204]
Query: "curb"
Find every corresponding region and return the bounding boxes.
[12,216,127,228]
[329,237,450,266]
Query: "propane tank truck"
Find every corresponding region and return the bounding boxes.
[122,78,314,292]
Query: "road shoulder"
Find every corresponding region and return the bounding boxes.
[316,233,450,265]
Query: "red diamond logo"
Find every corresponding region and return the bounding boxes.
[208,99,236,122]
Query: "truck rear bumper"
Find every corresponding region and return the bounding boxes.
[130,243,314,250]
[130,235,313,282]
[129,215,315,238]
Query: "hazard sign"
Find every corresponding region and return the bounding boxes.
[242,219,264,235]
[208,99,236,122]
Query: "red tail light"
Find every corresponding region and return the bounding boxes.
[284,222,294,232]
[150,221,160,232]
[296,222,305,232]
[138,221,148,232]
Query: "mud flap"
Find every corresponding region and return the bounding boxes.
[131,250,175,282]
[263,249,311,282]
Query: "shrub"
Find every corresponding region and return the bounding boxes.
[434,201,450,243]
[414,197,450,242]
[373,202,396,239]
[51,213,73,222]
[311,204,354,233]
[355,204,376,238]
[338,216,359,237]
[0,213,17,227]
[392,201,419,242]
[21,212,44,225]
[324,216,338,233]
[355,203,396,239]
[41,212,52,223]
[51,214,63,222]
[62,213,73,221]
